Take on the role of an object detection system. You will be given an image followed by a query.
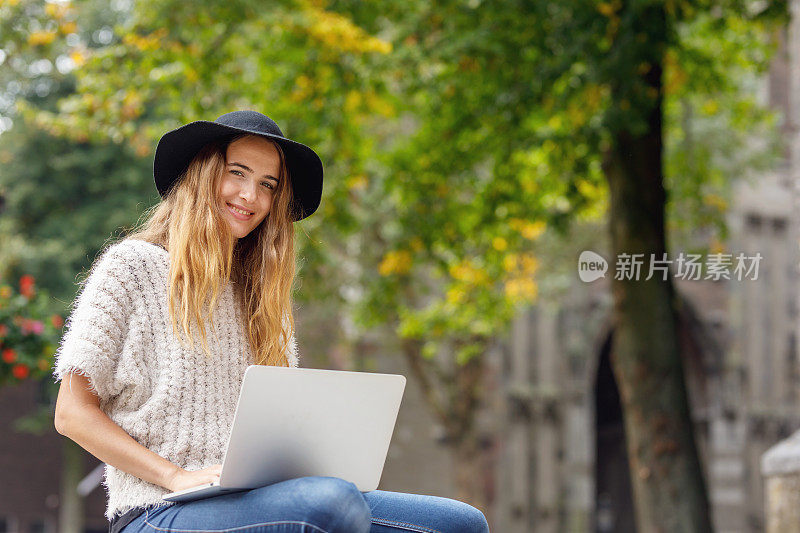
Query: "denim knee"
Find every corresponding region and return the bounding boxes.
[450,501,490,533]
[293,476,371,533]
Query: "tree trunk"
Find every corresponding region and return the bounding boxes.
[399,338,492,519]
[603,4,713,531]
[59,438,85,533]
[453,432,490,520]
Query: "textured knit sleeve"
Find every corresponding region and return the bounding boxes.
[53,242,138,402]
[286,331,300,368]
[282,312,300,368]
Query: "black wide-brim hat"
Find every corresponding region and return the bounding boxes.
[153,110,323,221]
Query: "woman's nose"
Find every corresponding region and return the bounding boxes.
[239,182,257,202]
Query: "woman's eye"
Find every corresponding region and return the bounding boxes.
[262,182,274,190]
[230,170,244,177]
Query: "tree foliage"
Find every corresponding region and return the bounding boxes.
[4,0,784,360]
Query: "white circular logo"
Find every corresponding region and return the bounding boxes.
[578,251,608,282]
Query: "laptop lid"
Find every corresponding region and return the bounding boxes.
[218,365,406,492]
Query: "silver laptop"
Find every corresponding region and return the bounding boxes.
[163,365,406,502]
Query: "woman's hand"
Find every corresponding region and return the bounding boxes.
[164,464,223,492]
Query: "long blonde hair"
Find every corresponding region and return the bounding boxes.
[125,133,297,366]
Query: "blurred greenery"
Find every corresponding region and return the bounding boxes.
[0,0,784,360]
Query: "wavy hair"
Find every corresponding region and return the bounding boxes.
[124,133,297,366]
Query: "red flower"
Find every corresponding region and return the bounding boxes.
[50,315,64,328]
[0,324,7,337]
[19,275,35,298]
[2,348,16,363]
[12,364,29,379]
[20,319,44,335]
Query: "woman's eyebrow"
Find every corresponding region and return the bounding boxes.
[228,161,278,181]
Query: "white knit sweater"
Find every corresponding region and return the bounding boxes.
[52,239,299,521]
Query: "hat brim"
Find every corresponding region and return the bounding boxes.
[153,121,323,222]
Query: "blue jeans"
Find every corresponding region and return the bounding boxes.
[122,476,489,532]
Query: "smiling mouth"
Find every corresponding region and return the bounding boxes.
[226,203,254,219]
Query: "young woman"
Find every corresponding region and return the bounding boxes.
[53,110,490,533]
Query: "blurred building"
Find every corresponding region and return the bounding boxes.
[492,5,800,532]
[0,380,108,533]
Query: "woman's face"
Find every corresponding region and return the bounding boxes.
[218,136,281,239]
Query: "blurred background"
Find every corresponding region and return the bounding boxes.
[1,0,799,532]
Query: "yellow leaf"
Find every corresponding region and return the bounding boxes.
[305,7,392,55]
[504,277,538,301]
[60,21,77,34]
[503,254,518,272]
[27,31,57,46]
[446,286,465,304]
[510,218,545,240]
[577,179,599,199]
[69,49,86,66]
[365,91,396,117]
[45,3,62,18]
[519,254,539,275]
[344,90,361,113]
[378,250,412,276]
[448,260,488,285]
